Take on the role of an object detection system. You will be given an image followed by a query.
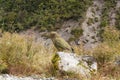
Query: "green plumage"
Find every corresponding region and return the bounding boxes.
[49,32,73,52]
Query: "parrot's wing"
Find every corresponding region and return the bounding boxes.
[54,38,72,51]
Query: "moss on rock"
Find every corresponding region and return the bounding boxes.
[52,53,61,70]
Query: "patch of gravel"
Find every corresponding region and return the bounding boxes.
[79,0,104,49]
[0,74,56,80]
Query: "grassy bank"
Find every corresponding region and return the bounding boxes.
[0,26,119,79]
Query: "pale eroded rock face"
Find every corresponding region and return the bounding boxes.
[52,52,97,78]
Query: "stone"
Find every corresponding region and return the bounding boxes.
[0,74,55,80]
[52,52,97,78]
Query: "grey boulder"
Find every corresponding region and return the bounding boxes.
[52,52,97,78]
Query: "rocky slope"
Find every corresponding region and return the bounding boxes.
[79,0,103,49]
[20,0,120,50]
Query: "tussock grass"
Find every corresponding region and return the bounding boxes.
[0,32,55,76]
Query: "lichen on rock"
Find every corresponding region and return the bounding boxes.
[51,52,97,78]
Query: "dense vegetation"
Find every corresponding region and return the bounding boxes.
[100,0,117,27]
[0,0,92,32]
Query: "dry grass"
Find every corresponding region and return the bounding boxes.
[0,26,120,80]
[71,26,120,80]
[72,43,120,80]
[0,32,55,76]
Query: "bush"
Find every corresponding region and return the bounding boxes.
[87,18,94,25]
[71,28,83,39]
[0,0,93,32]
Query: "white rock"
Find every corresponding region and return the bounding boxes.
[0,74,55,80]
[55,52,97,78]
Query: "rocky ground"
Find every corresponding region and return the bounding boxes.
[79,0,103,49]
[20,0,104,50]
[0,74,56,80]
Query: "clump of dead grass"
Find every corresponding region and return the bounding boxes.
[0,32,55,76]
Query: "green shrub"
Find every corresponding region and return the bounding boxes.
[71,28,83,39]
[100,19,108,27]
[0,0,93,32]
[87,18,94,25]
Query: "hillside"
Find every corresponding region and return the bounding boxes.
[18,0,120,49]
[0,0,120,80]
